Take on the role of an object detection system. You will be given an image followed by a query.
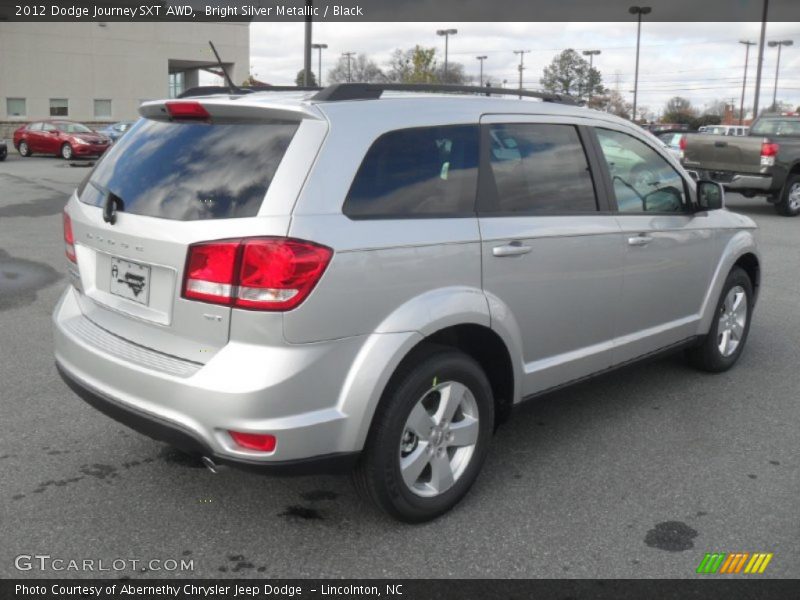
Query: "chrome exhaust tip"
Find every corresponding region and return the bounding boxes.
[201,456,218,474]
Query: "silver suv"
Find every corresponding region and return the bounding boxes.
[54,84,760,522]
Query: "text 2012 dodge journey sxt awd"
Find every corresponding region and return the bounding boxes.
[54,84,760,522]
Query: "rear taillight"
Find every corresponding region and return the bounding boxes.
[182,238,332,311]
[165,101,210,120]
[761,140,779,167]
[761,141,779,157]
[63,211,76,263]
[679,135,687,151]
[229,431,277,453]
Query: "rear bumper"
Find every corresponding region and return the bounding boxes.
[56,363,358,475]
[687,169,774,192]
[53,286,368,472]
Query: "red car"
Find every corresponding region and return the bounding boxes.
[13,120,110,160]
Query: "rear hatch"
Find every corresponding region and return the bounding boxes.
[682,133,764,174]
[65,97,326,362]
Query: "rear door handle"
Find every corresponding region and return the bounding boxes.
[627,234,653,247]
[493,242,532,257]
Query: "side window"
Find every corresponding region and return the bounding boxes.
[485,123,598,214]
[42,123,56,132]
[28,122,43,131]
[596,128,687,214]
[344,125,479,219]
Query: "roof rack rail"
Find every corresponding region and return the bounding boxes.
[310,83,581,105]
[178,85,322,98]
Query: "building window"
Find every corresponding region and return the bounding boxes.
[94,99,112,119]
[6,98,26,117]
[168,72,185,99]
[49,98,69,117]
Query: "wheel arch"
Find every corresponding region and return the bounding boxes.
[698,231,761,334]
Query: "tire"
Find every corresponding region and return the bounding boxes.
[18,141,31,157]
[353,346,494,523]
[687,267,753,372]
[774,174,800,216]
[60,143,73,160]
[0,148,6,161]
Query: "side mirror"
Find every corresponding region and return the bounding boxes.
[696,180,724,211]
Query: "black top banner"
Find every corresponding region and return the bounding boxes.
[1,0,798,22]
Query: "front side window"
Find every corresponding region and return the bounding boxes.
[596,128,687,214]
[49,98,68,117]
[485,123,598,214]
[344,125,479,218]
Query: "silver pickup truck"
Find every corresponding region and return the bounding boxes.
[682,113,800,216]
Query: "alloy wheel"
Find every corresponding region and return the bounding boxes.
[399,380,479,498]
[788,183,800,212]
[717,285,747,357]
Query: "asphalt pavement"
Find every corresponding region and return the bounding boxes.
[1,152,798,579]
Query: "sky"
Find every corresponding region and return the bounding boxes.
[239,21,800,118]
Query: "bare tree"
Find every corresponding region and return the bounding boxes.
[327,53,386,84]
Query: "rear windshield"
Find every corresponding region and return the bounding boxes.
[79,118,299,220]
[750,118,800,137]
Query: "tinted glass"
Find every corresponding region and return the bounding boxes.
[80,119,299,221]
[344,125,479,218]
[486,123,597,214]
[596,128,687,213]
[750,118,800,137]
[56,122,92,133]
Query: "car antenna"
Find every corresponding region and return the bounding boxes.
[208,40,239,94]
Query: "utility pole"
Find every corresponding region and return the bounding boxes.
[476,55,488,86]
[436,29,458,80]
[303,0,313,86]
[752,0,769,118]
[312,43,327,87]
[629,5,652,123]
[768,40,794,110]
[342,52,356,83]
[513,50,530,99]
[738,40,756,125]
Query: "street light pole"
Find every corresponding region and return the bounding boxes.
[738,40,756,125]
[311,43,327,87]
[342,52,356,83]
[768,40,794,110]
[476,55,488,86]
[513,50,530,99]
[629,5,651,123]
[582,49,601,100]
[436,29,458,80]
